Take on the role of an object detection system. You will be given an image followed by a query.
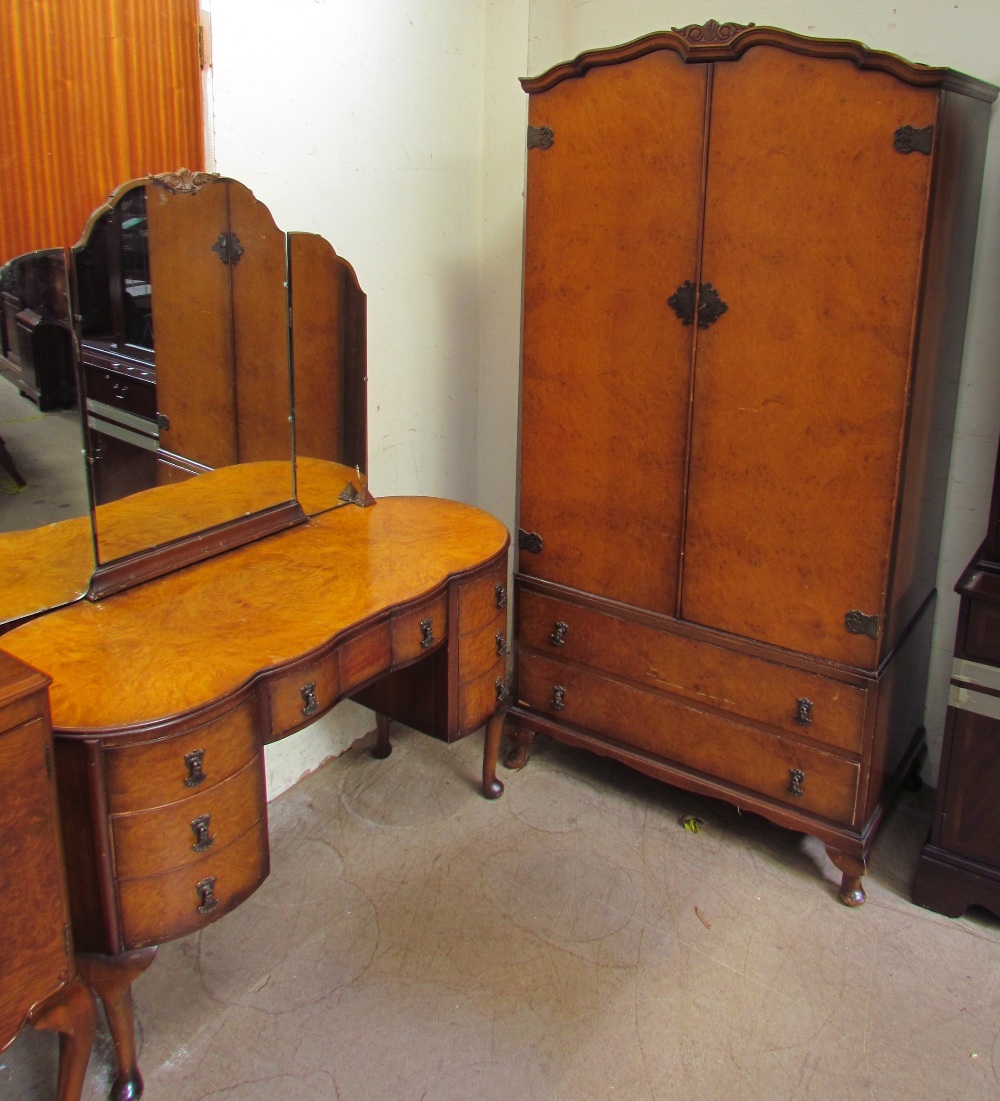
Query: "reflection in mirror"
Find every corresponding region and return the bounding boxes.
[0,248,94,626]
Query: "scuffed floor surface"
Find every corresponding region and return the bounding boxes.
[4,726,1000,1100]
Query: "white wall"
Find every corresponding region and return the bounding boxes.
[207,0,1000,793]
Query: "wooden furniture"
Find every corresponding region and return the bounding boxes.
[0,651,97,1101]
[0,248,76,410]
[507,21,996,904]
[912,431,1000,918]
[1,465,509,1100]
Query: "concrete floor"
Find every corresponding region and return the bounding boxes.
[3,724,1000,1101]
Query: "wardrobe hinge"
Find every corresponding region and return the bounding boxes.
[893,125,933,155]
[519,529,543,554]
[527,126,554,150]
[845,611,880,640]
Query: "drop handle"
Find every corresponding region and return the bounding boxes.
[495,582,507,609]
[419,617,435,649]
[190,813,215,853]
[551,685,566,711]
[496,630,507,657]
[196,876,219,914]
[300,681,319,717]
[550,621,568,647]
[788,769,805,798]
[184,748,207,787]
[795,698,813,725]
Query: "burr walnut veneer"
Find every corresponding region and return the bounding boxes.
[508,22,996,903]
[0,651,97,1101]
[1,469,510,1100]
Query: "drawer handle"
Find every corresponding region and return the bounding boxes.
[788,769,805,798]
[550,621,568,647]
[196,876,219,915]
[190,814,215,853]
[495,582,507,610]
[496,677,509,704]
[300,681,319,717]
[795,698,813,725]
[110,379,128,401]
[184,749,207,788]
[496,630,507,657]
[551,685,566,711]
[419,618,435,649]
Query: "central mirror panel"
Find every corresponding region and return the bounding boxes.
[75,173,296,571]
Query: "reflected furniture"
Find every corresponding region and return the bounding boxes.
[507,22,996,904]
[912,431,1000,919]
[0,176,510,1100]
[0,651,97,1101]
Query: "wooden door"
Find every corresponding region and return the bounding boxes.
[681,47,938,667]
[518,51,708,615]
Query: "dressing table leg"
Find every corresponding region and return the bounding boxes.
[482,711,505,799]
[77,946,157,1101]
[825,848,867,907]
[372,713,393,759]
[30,977,98,1101]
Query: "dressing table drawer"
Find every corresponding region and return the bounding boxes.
[268,651,340,737]
[459,565,508,635]
[339,622,392,693]
[111,756,267,880]
[459,665,508,733]
[104,699,258,813]
[118,817,269,949]
[459,617,508,683]
[392,593,448,663]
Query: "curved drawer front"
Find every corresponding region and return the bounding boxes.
[111,756,266,880]
[118,817,269,949]
[338,622,392,694]
[105,699,258,813]
[518,589,867,752]
[458,563,508,635]
[268,650,340,737]
[518,652,859,825]
[460,617,508,683]
[458,665,508,734]
[392,593,448,663]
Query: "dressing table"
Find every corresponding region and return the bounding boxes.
[0,173,509,1101]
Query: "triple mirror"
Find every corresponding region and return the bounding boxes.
[0,170,367,628]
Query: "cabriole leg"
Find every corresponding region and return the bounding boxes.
[826,848,867,906]
[372,712,392,759]
[77,946,157,1101]
[504,725,536,770]
[482,711,505,799]
[30,977,98,1101]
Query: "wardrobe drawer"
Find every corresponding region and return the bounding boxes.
[269,650,340,736]
[518,652,859,824]
[518,589,867,752]
[392,593,448,663]
[111,755,266,880]
[458,564,508,635]
[118,817,269,949]
[105,700,258,813]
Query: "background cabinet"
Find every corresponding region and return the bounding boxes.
[509,23,997,903]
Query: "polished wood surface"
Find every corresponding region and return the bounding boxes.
[0,651,97,1101]
[511,24,995,904]
[3,492,508,731]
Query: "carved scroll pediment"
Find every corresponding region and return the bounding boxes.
[147,168,220,194]
[671,19,755,44]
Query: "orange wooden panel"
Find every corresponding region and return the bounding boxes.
[519,51,708,615]
[0,0,202,264]
[227,181,294,464]
[145,178,236,468]
[682,47,938,667]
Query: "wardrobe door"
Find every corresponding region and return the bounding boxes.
[681,46,938,667]
[518,51,707,615]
